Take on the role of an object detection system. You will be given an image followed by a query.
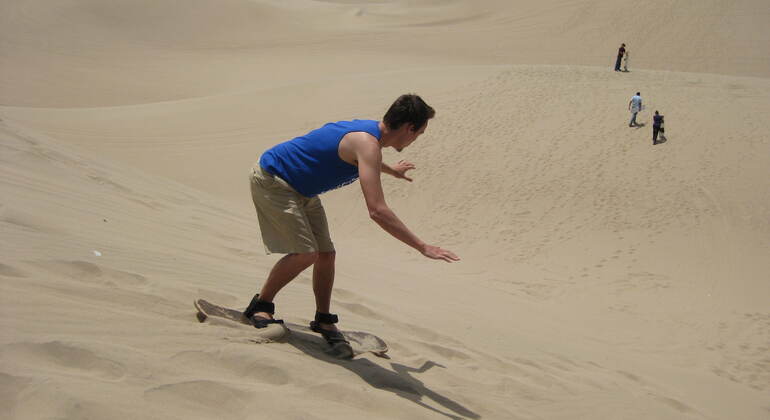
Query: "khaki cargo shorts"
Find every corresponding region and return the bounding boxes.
[249,163,334,254]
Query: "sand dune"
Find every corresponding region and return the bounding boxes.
[2,0,769,107]
[2,0,769,419]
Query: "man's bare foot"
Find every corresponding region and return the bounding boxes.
[253,311,273,320]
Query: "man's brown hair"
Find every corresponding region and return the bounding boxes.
[383,94,435,131]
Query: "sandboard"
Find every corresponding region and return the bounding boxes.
[194,299,388,358]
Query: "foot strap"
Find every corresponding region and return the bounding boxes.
[243,294,274,318]
[251,316,284,329]
[243,294,283,329]
[314,311,339,324]
[310,321,348,344]
[310,312,348,345]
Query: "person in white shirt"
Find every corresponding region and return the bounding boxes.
[628,92,642,127]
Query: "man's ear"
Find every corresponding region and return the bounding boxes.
[395,123,411,134]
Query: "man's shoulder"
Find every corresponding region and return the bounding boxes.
[343,130,379,144]
[340,131,380,156]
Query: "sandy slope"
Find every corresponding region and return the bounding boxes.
[2,0,769,107]
[2,0,770,419]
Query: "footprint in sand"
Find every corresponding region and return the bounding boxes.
[0,372,33,413]
[0,206,62,234]
[0,341,125,381]
[168,350,290,386]
[31,260,148,288]
[0,263,26,278]
[144,380,253,415]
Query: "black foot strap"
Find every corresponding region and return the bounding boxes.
[314,311,338,325]
[243,294,283,329]
[251,316,285,329]
[243,294,274,318]
[310,312,349,345]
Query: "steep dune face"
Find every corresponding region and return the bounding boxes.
[0,0,349,107]
[1,0,769,419]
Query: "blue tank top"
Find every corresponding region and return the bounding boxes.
[259,119,381,197]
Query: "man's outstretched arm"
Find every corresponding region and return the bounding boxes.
[356,139,459,262]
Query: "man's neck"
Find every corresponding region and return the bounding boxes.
[378,121,392,148]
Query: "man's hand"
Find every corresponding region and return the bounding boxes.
[391,159,416,182]
[421,244,460,263]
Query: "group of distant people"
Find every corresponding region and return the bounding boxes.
[617,44,666,145]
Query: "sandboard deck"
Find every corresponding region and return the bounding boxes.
[194,299,388,358]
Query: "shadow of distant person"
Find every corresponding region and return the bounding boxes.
[633,122,646,128]
[284,328,481,419]
[654,136,668,145]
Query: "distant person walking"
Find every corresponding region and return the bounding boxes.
[615,43,626,71]
[652,110,666,144]
[628,92,642,127]
[623,49,629,72]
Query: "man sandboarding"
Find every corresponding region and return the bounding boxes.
[244,94,459,354]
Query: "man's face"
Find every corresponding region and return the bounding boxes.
[395,122,427,152]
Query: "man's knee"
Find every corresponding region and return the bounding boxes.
[289,252,319,266]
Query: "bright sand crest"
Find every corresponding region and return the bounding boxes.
[1,1,769,419]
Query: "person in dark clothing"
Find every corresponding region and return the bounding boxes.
[653,111,666,145]
[615,43,626,71]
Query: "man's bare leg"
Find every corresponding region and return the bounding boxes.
[254,252,317,319]
[312,251,337,331]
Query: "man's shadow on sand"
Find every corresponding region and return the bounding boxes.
[284,329,481,420]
